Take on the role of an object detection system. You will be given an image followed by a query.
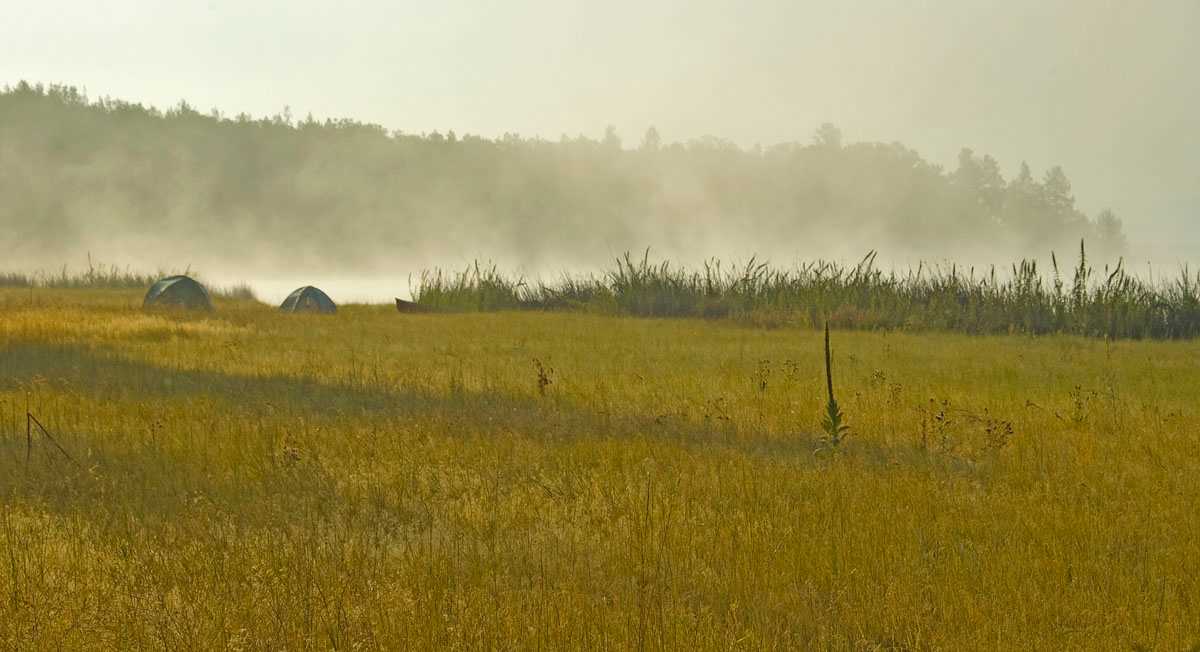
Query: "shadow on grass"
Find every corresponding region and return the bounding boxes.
[0,342,948,469]
[0,342,746,441]
[0,342,984,534]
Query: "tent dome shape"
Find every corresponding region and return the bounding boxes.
[143,275,212,311]
[280,286,336,314]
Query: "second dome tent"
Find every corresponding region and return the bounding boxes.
[279,286,337,314]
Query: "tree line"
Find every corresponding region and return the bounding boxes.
[0,81,1127,272]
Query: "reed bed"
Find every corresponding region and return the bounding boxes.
[0,260,158,289]
[414,244,1200,339]
[0,261,257,301]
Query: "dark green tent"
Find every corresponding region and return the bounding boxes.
[143,275,212,311]
[280,286,336,314]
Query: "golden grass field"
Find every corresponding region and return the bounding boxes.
[1,288,1199,650]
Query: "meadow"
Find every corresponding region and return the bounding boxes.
[1,286,1199,650]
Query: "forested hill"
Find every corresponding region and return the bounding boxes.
[1,81,1127,272]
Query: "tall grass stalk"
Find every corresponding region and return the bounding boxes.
[820,322,849,446]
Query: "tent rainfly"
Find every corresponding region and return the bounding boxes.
[143,275,213,311]
[280,286,337,314]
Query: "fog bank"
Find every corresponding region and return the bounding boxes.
[1,83,1145,304]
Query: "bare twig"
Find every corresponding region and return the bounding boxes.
[26,411,79,466]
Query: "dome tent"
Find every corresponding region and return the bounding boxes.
[280,286,336,314]
[143,275,213,311]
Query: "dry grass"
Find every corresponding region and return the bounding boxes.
[1,287,1199,649]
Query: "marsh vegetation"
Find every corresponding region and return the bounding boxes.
[413,245,1200,340]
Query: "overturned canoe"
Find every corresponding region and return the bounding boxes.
[395,297,425,313]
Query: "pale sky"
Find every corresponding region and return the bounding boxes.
[4,0,1198,260]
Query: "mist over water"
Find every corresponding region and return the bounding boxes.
[233,277,406,305]
[1,82,1156,305]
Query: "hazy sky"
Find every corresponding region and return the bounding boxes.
[4,0,1198,259]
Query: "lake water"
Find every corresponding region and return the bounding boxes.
[217,277,416,305]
